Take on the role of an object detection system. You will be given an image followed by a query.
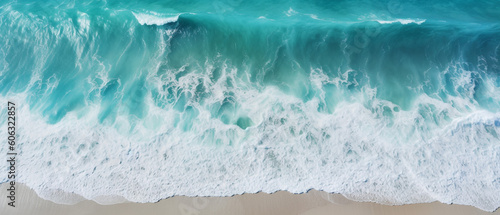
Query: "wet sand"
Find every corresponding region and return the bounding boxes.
[1,183,498,215]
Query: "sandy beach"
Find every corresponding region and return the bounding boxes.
[1,183,498,215]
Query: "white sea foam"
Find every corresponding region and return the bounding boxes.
[285,7,298,17]
[377,18,426,25]
[0,64,499,211]
[132,12,180,26]
[1,1,499,212]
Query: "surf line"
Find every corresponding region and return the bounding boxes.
[6,101,16,207]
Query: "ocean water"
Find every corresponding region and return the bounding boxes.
[1,0,500,211]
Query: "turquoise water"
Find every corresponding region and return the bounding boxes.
[1,0,500,211]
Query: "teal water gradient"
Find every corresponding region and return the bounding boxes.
[0,0,500,211]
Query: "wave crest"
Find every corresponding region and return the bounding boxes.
[376,18,426,25]
[132,12,180,25]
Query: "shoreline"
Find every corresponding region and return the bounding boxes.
[1,183,499,215]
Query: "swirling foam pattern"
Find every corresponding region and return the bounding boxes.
[0,0,499,211]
